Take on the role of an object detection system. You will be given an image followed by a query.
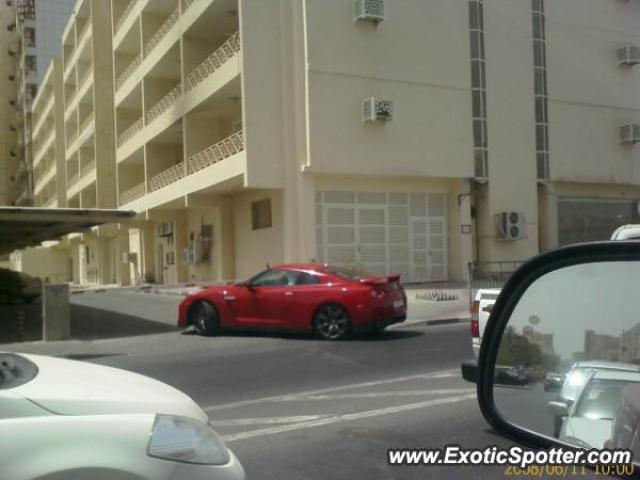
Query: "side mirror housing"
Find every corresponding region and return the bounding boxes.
[547,400,569,417]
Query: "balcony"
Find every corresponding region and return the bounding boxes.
[114,0,138,37]
[81,161,96,179]
[78,64,93,91]
[146,82,182,123]
[68,171,80,188]
[182,0,195,12]
[144,7,180,58]
[116,53,141,91]
[187,130,244,174]
[148,161,185,192]
[117,116,143,148]
[119,182,145,205]
[185,31,240,93]
[80,113,95,134]
[66,130,79,149]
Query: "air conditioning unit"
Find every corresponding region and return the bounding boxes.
[363,97,393,122]
[354,0,384,23]
[617,44,640,66]
[621,124,640,144]
[495,211,526,240]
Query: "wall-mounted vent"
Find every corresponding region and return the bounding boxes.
[621,124,640,144]
[617,44,640,66]
[363,97,393,122]
[354,0,384,23]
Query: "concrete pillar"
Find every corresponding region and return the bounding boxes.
[450,179,474,282]
[538,183,559,252]
[174,214,189,283]
[140,221,156,283]
[217,197,236,281]
[117,226,131,286]
[42,284,70,341]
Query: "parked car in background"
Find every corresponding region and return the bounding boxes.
[544,372,565,392]
[0,352,244,480]
[555,369,640,449]
[0,268,42,304]
[610,224,640,241]
[179,264,407,340]
[549,360,640,437]
[494,365,529,386]
[470,288,500,358]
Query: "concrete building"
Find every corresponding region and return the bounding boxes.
[12,0,640,286]
[0,1,18,207]
[11,0,76,207]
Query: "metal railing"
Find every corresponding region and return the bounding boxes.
[148,162,185,192]
[116,53,141,91]
[80,113,94,133]
[67,171,79,188]
[81,161,96,179]
[66,129,79,149]
[144,7,180,57]
[182,0,195,12]
[185,32,240,92]
[78,64,93,90]
[77,21,92,47]
[187,130,244,174]
[114,0,138,36]
[117,117,143,148]
[146,82,182,123]
[467,260,525,306]
[119,182,146,205]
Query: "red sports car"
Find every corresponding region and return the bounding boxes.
[178,264,407,340]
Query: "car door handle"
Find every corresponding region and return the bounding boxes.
[224,295,236,301]
[284,292,294,296]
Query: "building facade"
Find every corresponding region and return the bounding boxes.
[0,1,18,208]
[12,0,640,286]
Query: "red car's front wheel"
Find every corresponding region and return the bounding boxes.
[313,304,352,341]
[190,301,220,336]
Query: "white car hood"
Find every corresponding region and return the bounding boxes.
[8,353,208,422]
[562,417,612,449]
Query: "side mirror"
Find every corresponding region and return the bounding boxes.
[546,400,569,417]
[468,241,640,465]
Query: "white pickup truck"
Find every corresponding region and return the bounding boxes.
[470,288,500,359]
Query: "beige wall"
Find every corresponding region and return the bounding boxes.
[545,0,640,184]
[304,0,473,179]
[12,246,72,283]
[233,189,284,279]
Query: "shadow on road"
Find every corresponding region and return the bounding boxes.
[71,304,178,340]
[181,327,424,342]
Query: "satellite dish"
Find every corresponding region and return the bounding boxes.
[529,315,541,325]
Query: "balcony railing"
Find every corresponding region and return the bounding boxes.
[78,64,93,90]
[120,182,145,205]
[182,0,195,12]
[146,82,182,123]
[148,162,185,192]
[116,53,141,91]
[114,0,138,36]
[185,31,240,92]
[78,21,91,46]
[80,113,95,133]
[66,129,79,148]
[81,161,96,179]
[187,130,244,174]
[144,7,180,57]
[117,116,143,148]
[68,171,79,188]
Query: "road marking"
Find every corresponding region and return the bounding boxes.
[202,369,459,412]
[279,388,473,401]
[210,415,327,427]
[222,393,477,443]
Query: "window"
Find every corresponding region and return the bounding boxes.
[296,272,320,285]
[250,269,296,287]
[251,198,272,230]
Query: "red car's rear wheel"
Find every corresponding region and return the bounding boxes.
[313,304,351,340]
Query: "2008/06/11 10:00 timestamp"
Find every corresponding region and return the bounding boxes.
[504,464,637,477]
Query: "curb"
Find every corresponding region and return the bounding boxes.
[391,317,470,329]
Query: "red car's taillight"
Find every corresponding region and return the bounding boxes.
[470,319,479,338]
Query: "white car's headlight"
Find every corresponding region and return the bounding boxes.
[147,415,230,465]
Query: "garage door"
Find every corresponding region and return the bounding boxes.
[315,191,449,283]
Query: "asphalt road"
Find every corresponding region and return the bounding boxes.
[2,290,603,479]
